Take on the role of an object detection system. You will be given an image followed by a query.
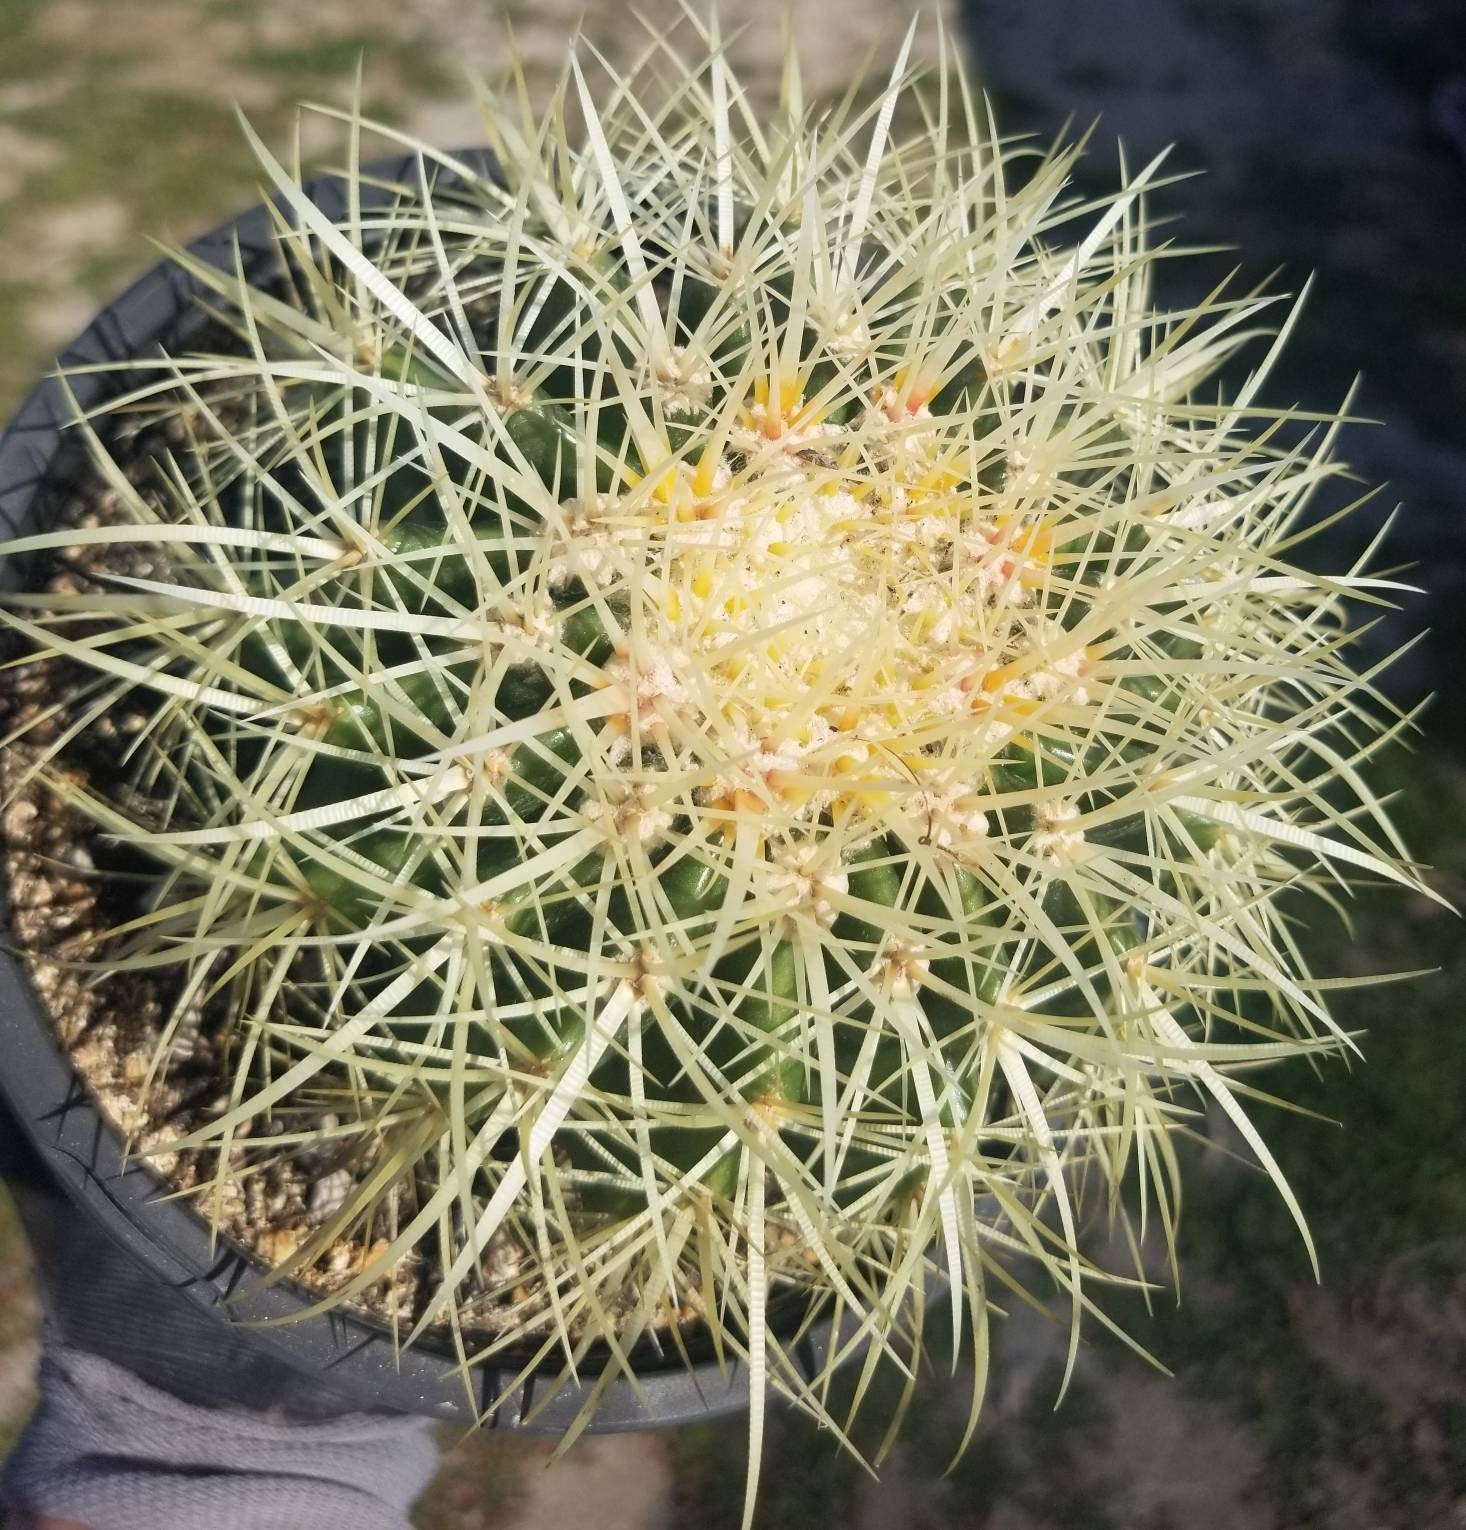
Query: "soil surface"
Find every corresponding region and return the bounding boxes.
[1,3,1464,1528]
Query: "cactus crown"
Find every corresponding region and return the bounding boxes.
[0,16,1432,1522]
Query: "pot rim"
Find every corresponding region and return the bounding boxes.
[0,148,842,1431]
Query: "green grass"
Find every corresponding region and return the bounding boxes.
[238,33,394,77]
[0,279,41,417]
[12,89,281,236]
[0,0,50,86]
[237,34,457,97]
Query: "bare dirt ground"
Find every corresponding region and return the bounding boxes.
[2,3,1465,1527]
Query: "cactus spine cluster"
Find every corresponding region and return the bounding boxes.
[0,18,1431,1521]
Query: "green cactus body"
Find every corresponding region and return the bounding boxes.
[0,23,1432,1527]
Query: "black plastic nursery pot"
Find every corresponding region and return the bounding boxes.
[0,153,840,1431]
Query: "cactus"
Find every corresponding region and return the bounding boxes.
[0,17,1435,1523]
